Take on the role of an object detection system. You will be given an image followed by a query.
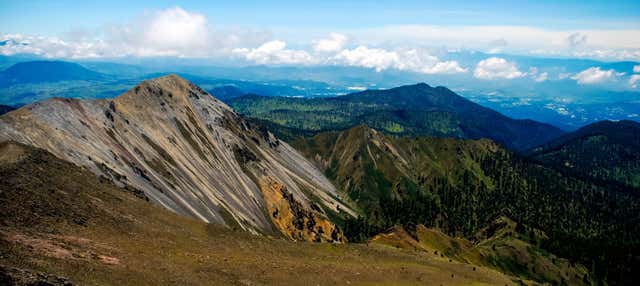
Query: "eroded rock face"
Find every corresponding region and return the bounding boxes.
[0,75,353,238]
[260,177,345,242]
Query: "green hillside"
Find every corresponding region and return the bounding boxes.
[293,125,640,285]
[228,83,564,151]
[528,120,640,189]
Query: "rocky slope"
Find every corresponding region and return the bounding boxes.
[0,141,517,286]
[0,74,353,241]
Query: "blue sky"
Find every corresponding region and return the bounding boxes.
[2,0,639,35]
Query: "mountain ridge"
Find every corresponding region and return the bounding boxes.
[228,82,565,151]
[0,74,353,242]
[528,120,640,189]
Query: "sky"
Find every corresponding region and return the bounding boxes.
[0,1,639,87]
[2,1,640,33]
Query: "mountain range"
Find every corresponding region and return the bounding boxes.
[1,74,638,285]
[0,61,106,87]
[228,83,564,151]
[1,59,639,131]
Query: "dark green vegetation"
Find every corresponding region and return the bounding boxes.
[0,61,106,87]
[228,83,565,151]
[293,125,640,285]
[0,141,517,286]
[528,120,640,189]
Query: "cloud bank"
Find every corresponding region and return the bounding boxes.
[313,33,348,53]
[474,57,524,80]
[1,6,639,83]
[571,67,624,84]
[233,41,315,65]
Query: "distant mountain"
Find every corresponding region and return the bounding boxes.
[0,104,15,115]
[229,83,565,151]
[528,120,640,188]
[293,125,640,285]
[0,60,106,86]
[0,74,352,242]
[209,85,247,100]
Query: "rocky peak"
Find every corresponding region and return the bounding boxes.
[0,75,353,240]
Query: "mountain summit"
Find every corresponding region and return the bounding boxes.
[0,74,353,241]
[229,83,565,151]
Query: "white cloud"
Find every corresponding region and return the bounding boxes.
[571,67,624,84]
[91,6,216,57]
[2,8,638,68]
[558,73,572,80]
[313,33,348,53]
[487,38,508,54]
[351,25,640,61]
[233,40,315,65]
[630,74,640,88]
[334,46,398,71]
[420,60,468,74]
[142,7,209,50]
[527,67,548,82]
[0,7,267,58]
[0,34,110,59]
[634,65,640,73]
[333,46,467,74]
[534,72,548,82]
[566,32,587,48]
[474,57,524,80]
[571,49,640,61]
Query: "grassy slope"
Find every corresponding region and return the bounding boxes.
[0,141,516,286]
[371,218,589,285]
